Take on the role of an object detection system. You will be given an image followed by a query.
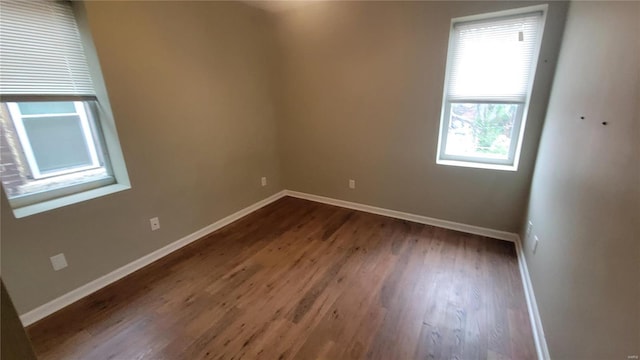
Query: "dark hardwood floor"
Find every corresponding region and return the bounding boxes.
[27,196,535,360]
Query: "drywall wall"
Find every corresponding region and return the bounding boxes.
[0,1,282,314]
[275,1,568,232]
[521,1,640,358]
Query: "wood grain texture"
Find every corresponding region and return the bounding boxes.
[27,197,535,360]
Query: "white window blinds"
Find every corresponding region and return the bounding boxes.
[0,1,95,97]
[447,12,543,103]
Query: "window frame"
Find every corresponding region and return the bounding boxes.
[7,101,103,179]
[0,2,131,218]
[436,5,548,171]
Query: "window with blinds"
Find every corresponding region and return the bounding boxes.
[0,1,95,98]
[437,6,546,170]
[0,1,129,217]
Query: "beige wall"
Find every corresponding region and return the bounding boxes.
[1,1,282,314]
[275,1,568,232]
[1,2,637,358]
[521,1,640,358]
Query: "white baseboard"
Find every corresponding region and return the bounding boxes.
[285,190,546,359]
[19,190,287,327]
[514,235,549,360]
[284,190,519,242]
[20,187,543,360]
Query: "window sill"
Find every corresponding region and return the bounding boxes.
[11,183,131,218]
[436,159,518,172]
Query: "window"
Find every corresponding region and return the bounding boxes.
[0,1,129,217]
[7,102,104,179]
[437,6,546,170]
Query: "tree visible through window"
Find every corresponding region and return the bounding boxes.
[446,103,518,159]
[437,6,546,169]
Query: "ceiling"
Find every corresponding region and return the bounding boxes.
[243,0,315,13]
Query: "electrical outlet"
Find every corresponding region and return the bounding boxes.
[532,235,540,254]
[150,217,160,231]
[349,179,356,189]
[50,253,68,271]
[261,177,267,187]
[526,221,533,238]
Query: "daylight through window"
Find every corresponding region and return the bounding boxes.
[0,0,129,216]
[437,7,546,170]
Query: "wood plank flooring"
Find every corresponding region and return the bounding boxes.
[27,196,536,360]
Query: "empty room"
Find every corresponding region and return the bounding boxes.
[0,0,638,359]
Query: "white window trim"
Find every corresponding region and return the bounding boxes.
[12,183,129,219]
[439,101,526,167]
[1,2,131,218]
[3,98,128,216]
[7,101,102,179]
[436,5,548,172]
[9,175,115,209]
